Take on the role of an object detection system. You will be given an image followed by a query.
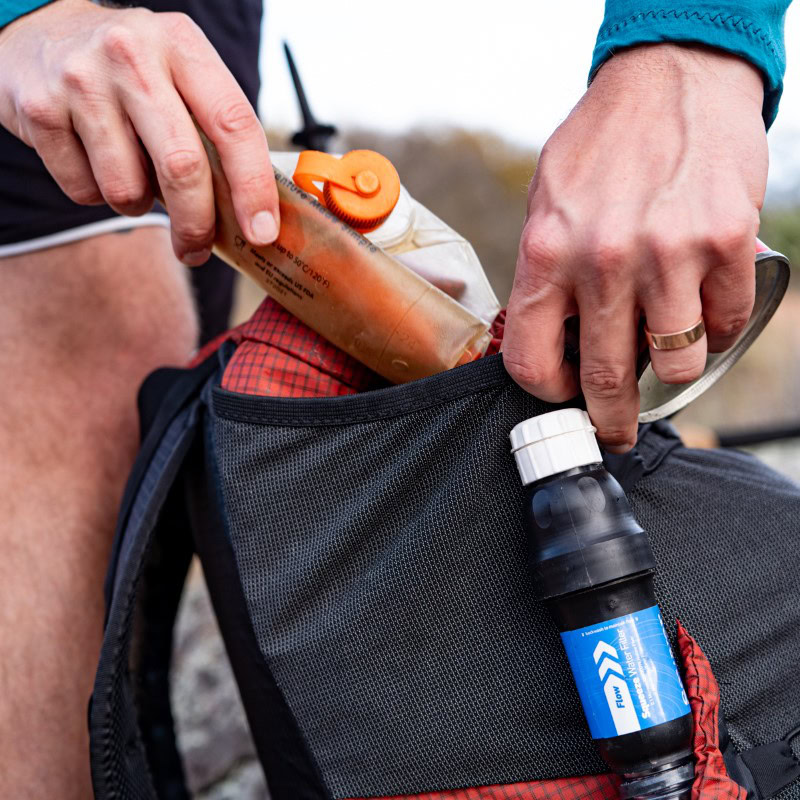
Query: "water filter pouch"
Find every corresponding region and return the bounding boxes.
[561,605,690,739]
[91,310,800,800]
[202,149,492,383]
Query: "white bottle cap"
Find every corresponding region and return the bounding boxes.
[509,408,602,485]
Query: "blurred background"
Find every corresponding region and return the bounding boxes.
[174,4,800,797]
[250,0,800,441]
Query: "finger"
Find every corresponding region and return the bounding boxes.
[72,105,154,217]
[642,277,707,385]
[123,80,215,265]
[578,287,640,453]
[24,113,103,206]
[165,14,279,246]
[701,248,756,353]
[504,278,579,404]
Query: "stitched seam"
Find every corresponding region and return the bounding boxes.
[597,10,778,56]
[204,421,334,799]
[209,355,516,427]
[212,385,507,427]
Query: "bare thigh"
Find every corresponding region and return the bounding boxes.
[0,226,198,799]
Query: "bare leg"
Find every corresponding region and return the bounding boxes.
[0,227,199,799]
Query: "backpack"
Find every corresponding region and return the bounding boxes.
[90,298,800,800]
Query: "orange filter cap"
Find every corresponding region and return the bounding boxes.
[293,150,401,232]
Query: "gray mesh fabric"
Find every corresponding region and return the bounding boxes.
[629,441,800,755]
[209,356,800,799]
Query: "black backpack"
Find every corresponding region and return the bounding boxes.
[89,344,800,800]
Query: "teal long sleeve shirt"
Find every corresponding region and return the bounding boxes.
[592,2,793,127]
[0,1,793,127]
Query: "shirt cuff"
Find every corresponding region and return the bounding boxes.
[590,4,791,128]
[0,0,55,29]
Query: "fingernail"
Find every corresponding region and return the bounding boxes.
[181,248,211,267]
[250,211,279,244]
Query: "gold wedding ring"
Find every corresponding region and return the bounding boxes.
[644,318,706,351]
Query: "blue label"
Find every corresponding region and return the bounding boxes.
[560,605,690,739]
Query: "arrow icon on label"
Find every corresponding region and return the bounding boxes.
[593,641,619,663]
[597,656,625,680]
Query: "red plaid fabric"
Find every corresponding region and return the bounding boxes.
[221,298,385,397]
[190,297,745,800]
[343,775,620,800]
[188,298,382,394]
[678,622,747,800]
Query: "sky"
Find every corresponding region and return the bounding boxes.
[259,1,800,200]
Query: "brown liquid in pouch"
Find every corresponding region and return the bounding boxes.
[201,133,491,384]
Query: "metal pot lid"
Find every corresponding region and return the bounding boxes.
[637,248,790,422]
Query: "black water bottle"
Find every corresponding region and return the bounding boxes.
[510,409,694,800]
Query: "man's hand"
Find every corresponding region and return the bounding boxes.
[0,0,279,264]
[504,44,767,451]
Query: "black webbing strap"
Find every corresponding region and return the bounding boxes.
[91,401,204,798]
[103,350,222,614]
[720,689,800,798]
[733,721,800,799]
[740,739,800,799]
[132,486,195,800]
[92,350,223,799]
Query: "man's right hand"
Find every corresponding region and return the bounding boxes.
[504,44,767,451]
[0,0,279,265]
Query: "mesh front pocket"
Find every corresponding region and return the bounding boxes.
[201,354,800,800]
[209,357,598,799]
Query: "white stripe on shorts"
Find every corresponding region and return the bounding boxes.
[0,213,170,258]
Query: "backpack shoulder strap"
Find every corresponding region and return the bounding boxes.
[103,350,222,608]
[723,719,800,800]
[91,349,223,800]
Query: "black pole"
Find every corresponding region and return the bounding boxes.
[717,422,800,448]
[284,42,337,152]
